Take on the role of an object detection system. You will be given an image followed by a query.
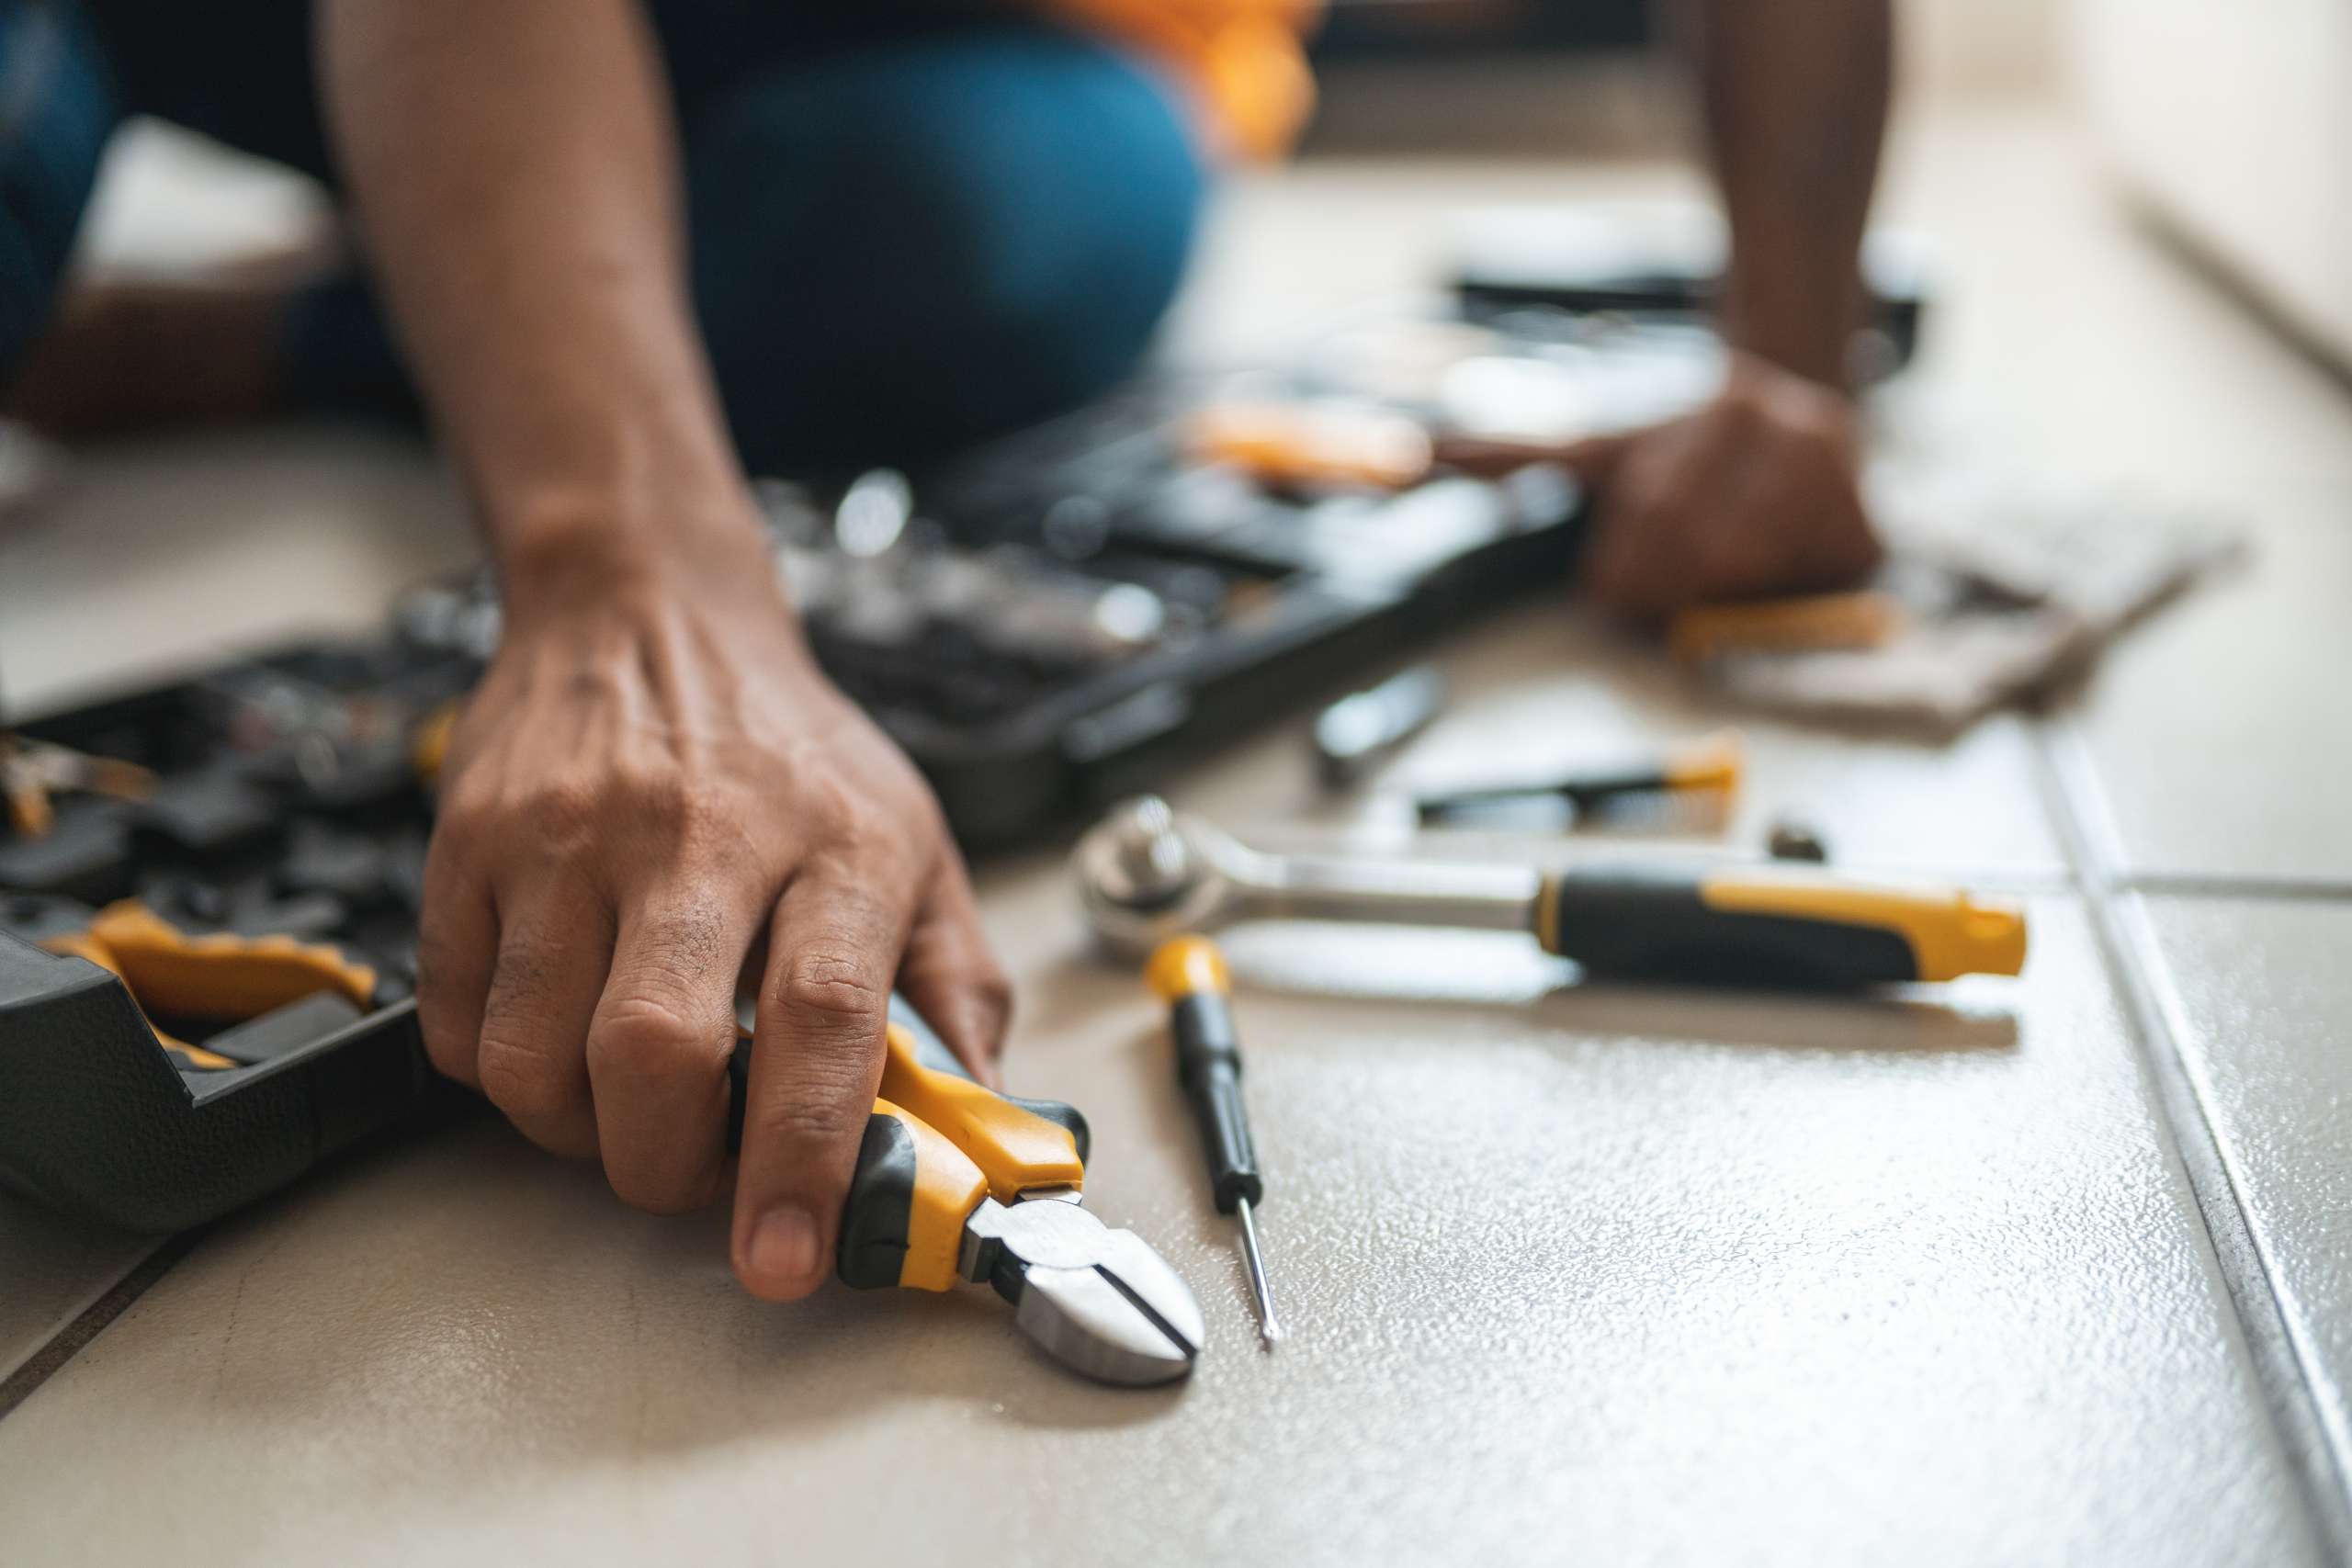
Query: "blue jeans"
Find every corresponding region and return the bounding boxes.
[0,1,1206,466]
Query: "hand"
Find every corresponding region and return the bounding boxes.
[413,525,1012,1303]
[1570,355,1883,618]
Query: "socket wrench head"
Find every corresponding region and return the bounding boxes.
[1072,795,1246,955]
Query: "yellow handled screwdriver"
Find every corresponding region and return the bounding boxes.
[1148,935,1283,1348]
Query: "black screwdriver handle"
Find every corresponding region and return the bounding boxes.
[1536,867,2028,987]
[1170,987,1261,1213]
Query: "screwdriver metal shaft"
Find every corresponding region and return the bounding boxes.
[1233,1195,1282,1345]
[1147,934,1283,1349]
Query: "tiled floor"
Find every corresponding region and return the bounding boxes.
[2,100,2350,1565]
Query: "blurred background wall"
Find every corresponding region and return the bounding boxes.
[1300,0,2062,153]
[1300,0,2352,379]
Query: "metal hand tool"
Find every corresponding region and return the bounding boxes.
[3,895,1200,1383]
[1075,795,2028,987]
[0,734,156,840]
[1668,592,1901,665]
[729,1001,1204,1387]
[9,896,380,1071]
[1413,728,1742,823]
[1314,666,1447,788]
[1148,936,1281,1348]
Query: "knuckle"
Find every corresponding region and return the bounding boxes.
[748,1077,870,1156]
[791,771,862,846]
[474,1031,574,1121]
[590,991,727,1081]
[774,946,887,1023]
[526,779,603,852]
[617,768,692,831]
[435,771,499,829]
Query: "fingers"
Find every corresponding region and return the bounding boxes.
[472,885,615,1160]
[896,857,1013,1089]
[585,893,763,1213]
[413,831,497,1091]
[732,869,915,1302]
[1579,371,1880,616]
[1586,416,1738,617]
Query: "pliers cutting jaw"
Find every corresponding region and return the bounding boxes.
[732,1004,1204,1387]
[963,1190,1204,1387]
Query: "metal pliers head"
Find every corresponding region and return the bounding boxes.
[730,1000,1204,1387]
[963,1190,1204,1387]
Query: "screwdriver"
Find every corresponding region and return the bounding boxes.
[1147,934,1282,1348]
[1414,728,1743,824]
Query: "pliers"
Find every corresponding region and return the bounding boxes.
[6,895,380,1071]
[729,1001,1205,1387]
[0,735,156,840]
[4,894,1204,1385]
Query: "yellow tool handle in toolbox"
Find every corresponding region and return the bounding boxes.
[38,901,380,1071]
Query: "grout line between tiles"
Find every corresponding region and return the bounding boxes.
[0,1229,201,1423]
[2125,872,2352,905]
[2035,718,2352,1559]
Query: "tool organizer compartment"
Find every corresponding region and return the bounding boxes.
[5,301,1798,1236]
[0,933,434,1232]
[0,640,472,1230]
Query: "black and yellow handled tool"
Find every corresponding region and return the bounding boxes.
[1148,935,1282,1348]
[1313,665,1449,788]
[727,1002,1204,1386]
[18,897,379,1072]
[1530,865,2025,987]
[0,894,1199,1382]
[1414,728,1743,824]
[0,897,434,1234]
[1078,795,2028,988]
[1,734,156,841]
[1189,397,1434,492]
[1668,591,1902,665]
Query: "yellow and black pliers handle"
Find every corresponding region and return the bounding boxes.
[726,1002,1087,1291]
[725,1004,1204,1383]
[1535,866,2028,987]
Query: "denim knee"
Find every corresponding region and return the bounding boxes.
[685,27,1205,469]
[0,0,118,377]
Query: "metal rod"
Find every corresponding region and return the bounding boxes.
[1234,1196,1283,1348]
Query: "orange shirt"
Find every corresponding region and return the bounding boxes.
[1039,0,1319,159]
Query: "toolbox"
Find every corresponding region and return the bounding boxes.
[0,409,1578,1232]
[0,265,1928,1236]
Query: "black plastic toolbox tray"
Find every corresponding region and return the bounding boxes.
[0,928,440,1232]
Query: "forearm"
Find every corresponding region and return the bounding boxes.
[314,0,760,600]
[1673,0,1894,389]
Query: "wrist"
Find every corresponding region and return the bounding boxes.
[494,486,785,627]
[1718,268,1866,395]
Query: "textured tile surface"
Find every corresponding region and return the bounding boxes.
[0,95,2340,1568]
[0,426,476,716]
[0,1191,154,1387]
[2138,895,2352,1480]
[2063,512,2352,886]
[0,895,2320,1567]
